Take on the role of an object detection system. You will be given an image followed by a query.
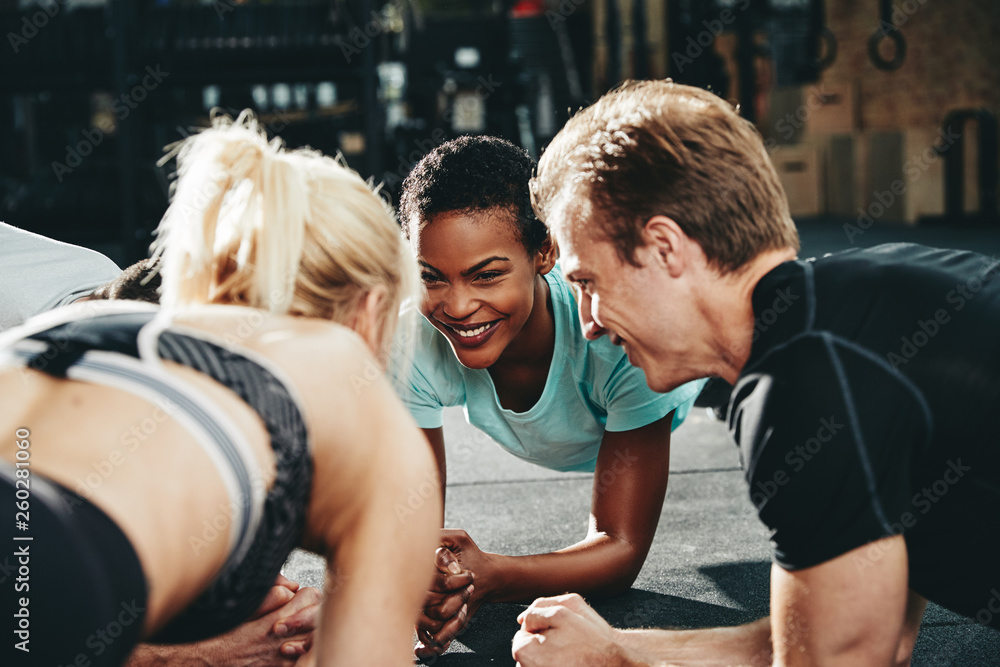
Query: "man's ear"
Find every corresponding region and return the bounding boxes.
[352,287,388,357]
[535,235,558,276]
[643,216,688,277]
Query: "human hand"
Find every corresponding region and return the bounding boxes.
[414,544,476,659]
[512,593,634,667]
[249,573,302,620]
[131,579,323,667]
[269,585,323,660]
[414,530,494,657]
[209,581,322,665]
[436,529,491,581]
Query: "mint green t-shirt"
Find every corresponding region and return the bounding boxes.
[396,267,706,472]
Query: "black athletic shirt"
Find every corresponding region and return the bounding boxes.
[729,243,1000,628]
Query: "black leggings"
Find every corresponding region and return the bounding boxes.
[1,462,148,667]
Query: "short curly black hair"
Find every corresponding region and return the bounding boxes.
[398,135,548,255]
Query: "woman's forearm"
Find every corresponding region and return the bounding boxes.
[481,532,645,604]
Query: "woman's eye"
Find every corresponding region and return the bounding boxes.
[476,271,502,282]
[421,273,441,284]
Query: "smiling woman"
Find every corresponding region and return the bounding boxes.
[414,208,555,386]
[395,135,706,658]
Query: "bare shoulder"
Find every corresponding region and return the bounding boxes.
[171,306,375,397]
[170,306,426,471]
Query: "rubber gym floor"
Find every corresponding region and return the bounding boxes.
[284,220,1000,665]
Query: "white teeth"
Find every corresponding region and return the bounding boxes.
[455,323,491,338]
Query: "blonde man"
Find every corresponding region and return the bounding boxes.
[515,80,999,666]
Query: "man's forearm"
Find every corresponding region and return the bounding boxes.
[617,617,773,667]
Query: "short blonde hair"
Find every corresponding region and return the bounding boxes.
[531,80,799,273]
[152,110,417,359]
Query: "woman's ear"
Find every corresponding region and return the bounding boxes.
[535,235,558,275]
[352,287,388,358]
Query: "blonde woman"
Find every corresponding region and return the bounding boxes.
[0,113,438,667]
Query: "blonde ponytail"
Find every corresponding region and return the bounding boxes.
[151,110,418,358]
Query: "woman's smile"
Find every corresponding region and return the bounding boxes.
[436,318,503,348]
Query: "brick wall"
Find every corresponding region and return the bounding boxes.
[591,0,1000,223]
[824,0,1000,131]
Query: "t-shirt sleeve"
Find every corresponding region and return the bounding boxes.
[602,354,706,432]
[395,359,447,429]
[390,320,467,430]
[730,335,928,570]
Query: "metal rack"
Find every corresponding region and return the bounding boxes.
[1,0,384,263]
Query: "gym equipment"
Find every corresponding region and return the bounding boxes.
[868,0,907,71]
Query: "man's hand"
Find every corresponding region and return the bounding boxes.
[512,593,636,667]
[415,544,476,659]
[129,576,322,667]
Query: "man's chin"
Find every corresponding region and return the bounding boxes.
[642,368,684,394]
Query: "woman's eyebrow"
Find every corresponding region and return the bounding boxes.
[418,256,511,276]
[461,256,510,276]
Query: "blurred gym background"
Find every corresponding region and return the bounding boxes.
[1,0,997,265]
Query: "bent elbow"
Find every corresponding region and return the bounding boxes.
[588,542,647,599]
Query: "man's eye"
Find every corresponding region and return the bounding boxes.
[421,273,441,283]
[578,280,597,297]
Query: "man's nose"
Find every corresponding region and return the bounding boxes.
[579,292,607,340]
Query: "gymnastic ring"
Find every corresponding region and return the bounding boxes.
[816,27,837,70]
[868,28,906,71]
